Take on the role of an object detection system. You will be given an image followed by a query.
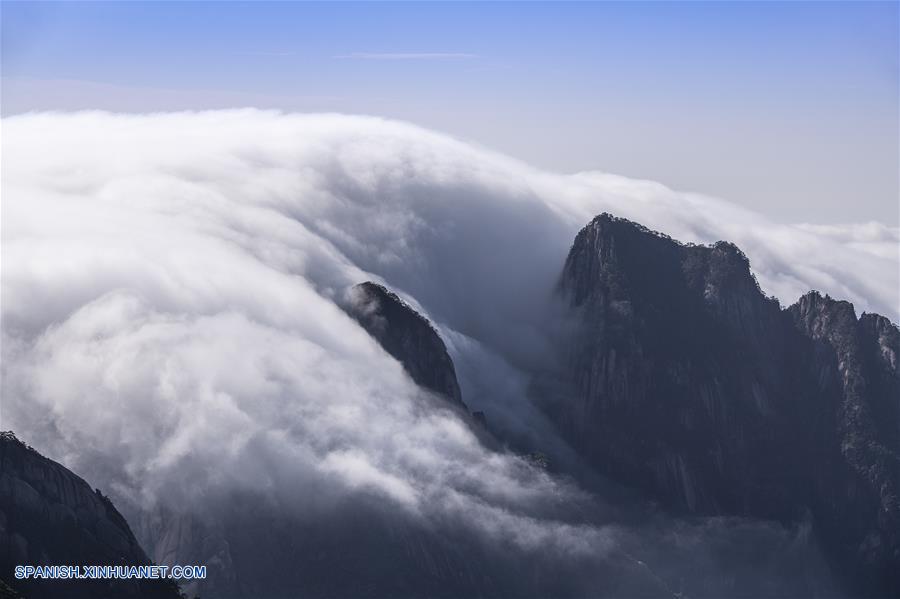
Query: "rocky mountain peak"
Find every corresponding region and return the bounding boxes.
[860,311,900,372]
[791,291,858,337]
[347,282,466,409]
[0,432,182,599]
[563,213,763,311]
[552,213,900,596]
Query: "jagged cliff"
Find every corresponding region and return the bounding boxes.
[133,281,682,599]
[553,213,900,596]
[0,432,182,599]
[347,281,467,409]
[7,219,891,598]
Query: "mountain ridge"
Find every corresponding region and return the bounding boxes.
[346,281,468,410]
[0,431,183,599]
[552,212,900,596]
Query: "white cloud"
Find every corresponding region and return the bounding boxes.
[0,110,879,592]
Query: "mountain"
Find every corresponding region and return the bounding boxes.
[128,282,499,598]
[7,216,891,599]
[346,281,467,409]
[137,229,885,599]
[130,282,682,599]
[551,213,900,596]
[0,432,182,599]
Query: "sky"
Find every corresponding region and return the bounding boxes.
[2,1,898,226]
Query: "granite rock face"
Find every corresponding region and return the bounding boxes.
[788,293,900,593]
[0,432,182,599]
[553,213,900,596]
[347,281,466,409]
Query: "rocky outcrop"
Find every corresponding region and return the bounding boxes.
[347,281,466,409]
[789,293,900,592]
[0,432,182,599]
[552,213,900,597]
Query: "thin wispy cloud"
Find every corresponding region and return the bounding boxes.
[335,52,476,60]
[234,51,296,57]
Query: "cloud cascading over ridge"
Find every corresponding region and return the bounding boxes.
[0,110,891,592]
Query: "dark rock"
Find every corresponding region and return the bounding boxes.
[552,213,900,597]
[0,431,182,598]
[133,485,679,599]
[347,281,467,409]
[788,292,900,592]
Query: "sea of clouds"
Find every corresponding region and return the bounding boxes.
[1,110,894,594]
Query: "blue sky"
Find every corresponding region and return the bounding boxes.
[2,1,897,225]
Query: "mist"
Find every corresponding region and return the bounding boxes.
[1,110,889,595]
